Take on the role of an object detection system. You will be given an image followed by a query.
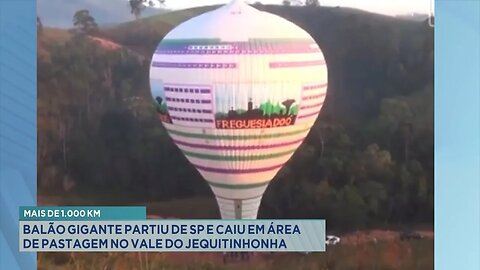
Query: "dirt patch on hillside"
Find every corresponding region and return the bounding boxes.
[89,37,122,50]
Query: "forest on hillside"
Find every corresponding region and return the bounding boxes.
[37,5,434,230]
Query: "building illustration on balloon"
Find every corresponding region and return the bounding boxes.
[150,0,328,219]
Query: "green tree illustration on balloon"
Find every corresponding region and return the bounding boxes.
[154,96,168,114]
[282,99,296,115]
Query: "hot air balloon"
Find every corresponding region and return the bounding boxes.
[149,0,328,219]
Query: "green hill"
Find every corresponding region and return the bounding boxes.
[101,5,218,56]
[41,27,72,43]
[37,5,433,229]
[37,27,72,59]
[101,5,433,125]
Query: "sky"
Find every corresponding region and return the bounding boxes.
[160,0,434,16]
[37,0,168,27]
[37,0,433,28]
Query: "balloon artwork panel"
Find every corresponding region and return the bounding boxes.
[149,0,328,219]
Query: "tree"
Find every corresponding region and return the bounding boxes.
[37,16,43,36]
[73,10,98,35]
[129,0,165,20]
[400,121,413,162]
[281,99,296,114]
[37,4,433,227]
[305,0,320,6]
[282,0,291,6]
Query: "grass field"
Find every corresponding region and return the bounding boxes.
[38,194,433,270]
[38,239,433,270]
[38,194,220,219]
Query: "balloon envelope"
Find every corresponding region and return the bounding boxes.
[149,0,328,219]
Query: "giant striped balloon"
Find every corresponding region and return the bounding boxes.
[149,0,328,219]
